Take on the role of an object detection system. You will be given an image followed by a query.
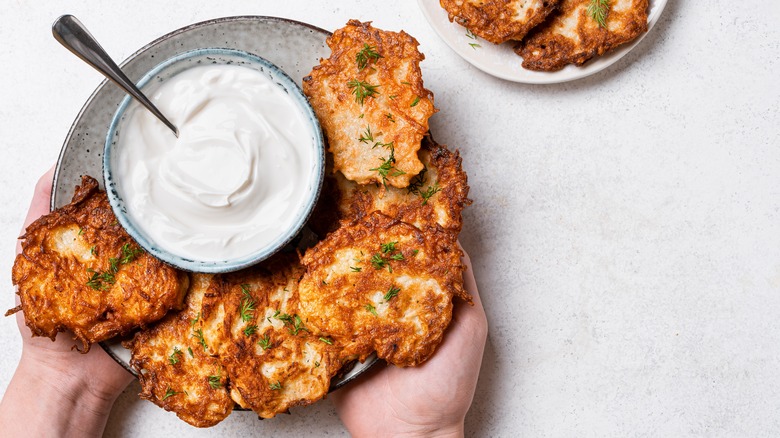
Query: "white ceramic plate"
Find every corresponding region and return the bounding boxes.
[417,0,668,84]
[52,15,376,392]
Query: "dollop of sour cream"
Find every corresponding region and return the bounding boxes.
[114,64,315,262]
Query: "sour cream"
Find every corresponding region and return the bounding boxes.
[114,64,316,262]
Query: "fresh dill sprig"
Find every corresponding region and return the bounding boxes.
[371,241,406,271]
[407,165,441,204]
[365,304,378,316]
[587,0,610,28]
[384,285,401,302]
[370,146,405,188]
[419,183,442,205]
[356,43,382,70]
[243,324,258,337]
[371,253,388,270]
[269,381,283,391]
[381,242,398,253]
[258,335,272,350]
[208,372,222,389]
[239,284,256,322]
[84,243,143,290]
[192,328,207,350]
[162,387,180,401]
[119,243,143,264]
[407,165,428,195]
[86,268,110,291]
[348,79,380,105]
[359,125,375,143]
[274,312,308,336]
[168,347,182,365]
[465,28,482,49]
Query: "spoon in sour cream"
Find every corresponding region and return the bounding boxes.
[52,14,179,137]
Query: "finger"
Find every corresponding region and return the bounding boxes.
[453,242,487,344]
[24,166,56,227]
[457,241,483,308]
[17,166,55,254]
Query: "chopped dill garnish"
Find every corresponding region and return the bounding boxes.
[356,43,382,70]
[269,381,283,391]
[119,243,143,264]
[168,347,182,365]
[84,243,143,290]
[274,312,308,335]
[381,242,398,254]
[350,266,362,272]
[243,324,258,337]
[239,284,256,322]
[208,372,222,389]
[348,79,380,105]
[319,337,333,345]
[587,0,610,28]
[407,165,441,204]
[162,387,180,401]
[359,125,375,144]
[419,183,442,205]
[365,304,378,316]
[371,253,387,270]
[192,328,207,350]
[465,28,482,49]
[384,285,401,302]
[370,145,405,188]
[410,96,420,107]
[258,335,272,350]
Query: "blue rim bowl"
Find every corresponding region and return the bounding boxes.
[103,48,325,273]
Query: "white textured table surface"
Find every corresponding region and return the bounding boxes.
[2,1,779,436]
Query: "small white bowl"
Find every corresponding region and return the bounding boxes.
[103,48,324,273]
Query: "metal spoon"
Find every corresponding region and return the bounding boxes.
[52,14,179,137]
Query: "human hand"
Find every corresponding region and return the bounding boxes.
[1,167,134,437]
[331,247,488,437]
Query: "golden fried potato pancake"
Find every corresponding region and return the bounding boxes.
[10,176,188,352]
[298,211,470,367]
[334,134,470,233]
[303,20,435,188]
[126,274,233,428]
[515,0,649,71]
[440,0,561,44]
[200,254,344,418]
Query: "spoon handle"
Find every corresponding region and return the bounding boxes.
[52,14,179,137]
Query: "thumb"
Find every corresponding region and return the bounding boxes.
[17,166,55,254]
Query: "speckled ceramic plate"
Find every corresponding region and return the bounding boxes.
[418,0,668,84]
[51,15,376,392]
